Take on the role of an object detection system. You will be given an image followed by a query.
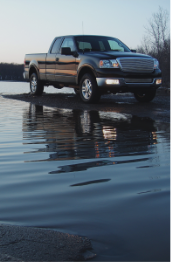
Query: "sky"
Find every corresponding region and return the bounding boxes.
[0,0,170,64]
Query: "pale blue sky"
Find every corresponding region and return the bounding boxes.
[0,0,170,64]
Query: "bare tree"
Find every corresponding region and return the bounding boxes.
[146,7,169,56]
[137,7,170,87]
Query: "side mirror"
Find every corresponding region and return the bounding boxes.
[131,49,136,53]
[73,51,79,58]
[61,47,72,55]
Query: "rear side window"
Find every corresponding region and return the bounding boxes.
[51,38,62,54]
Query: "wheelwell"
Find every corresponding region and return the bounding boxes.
[78,67,96,85]
[29,66,38,79]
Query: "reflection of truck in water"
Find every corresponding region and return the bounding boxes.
[24,35,162,103]
[22,104,157,161]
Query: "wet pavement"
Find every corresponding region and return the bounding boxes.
[0,82,170,261]
[0,224,94,261]
[3,86,170,123]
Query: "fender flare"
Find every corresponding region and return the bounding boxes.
[77,64,97,85]
[29,61,40,79]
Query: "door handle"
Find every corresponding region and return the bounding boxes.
[56,58,59,62]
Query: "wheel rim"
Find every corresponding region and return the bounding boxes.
[30,76,37,93]
[82,79,92,100]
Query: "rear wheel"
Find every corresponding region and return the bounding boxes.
[80,73,100,103]
[134,90,156,102]
[30,73,44,96]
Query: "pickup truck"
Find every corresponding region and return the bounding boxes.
[23,35,162,103]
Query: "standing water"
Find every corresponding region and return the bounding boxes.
[0,82,170,261]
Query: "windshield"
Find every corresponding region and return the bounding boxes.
[75,36,131,53]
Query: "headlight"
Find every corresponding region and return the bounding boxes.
[154,59,159,69]
[99,59,119,68]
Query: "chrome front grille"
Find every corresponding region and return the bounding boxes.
[125,78,153,83]
[117,57,154,73]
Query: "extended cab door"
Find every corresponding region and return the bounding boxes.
[55,37,77,84]
[45,37,62,82]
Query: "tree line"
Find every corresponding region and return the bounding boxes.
[0,63,25,81]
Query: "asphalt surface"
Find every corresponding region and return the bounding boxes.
[0,224,95,261]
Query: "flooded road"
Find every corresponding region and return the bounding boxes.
[0,82,170,261]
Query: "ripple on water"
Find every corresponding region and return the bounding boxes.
[0,85,170,261]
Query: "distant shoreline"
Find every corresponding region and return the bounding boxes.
[0,80,26,82]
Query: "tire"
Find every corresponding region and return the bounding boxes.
[134,90,156,102]
[30,73,44,96]
[80,73,100,103]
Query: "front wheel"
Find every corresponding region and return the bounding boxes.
[80,73,100,103]
[134,90,156,102]
[30,73,44,96]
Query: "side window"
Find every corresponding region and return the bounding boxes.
[78,41,92,50]
[61,38,76,52]
[51,38,62,54]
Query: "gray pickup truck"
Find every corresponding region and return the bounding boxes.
[23,35,162,103]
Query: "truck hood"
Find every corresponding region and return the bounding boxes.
[85,51,152,60]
